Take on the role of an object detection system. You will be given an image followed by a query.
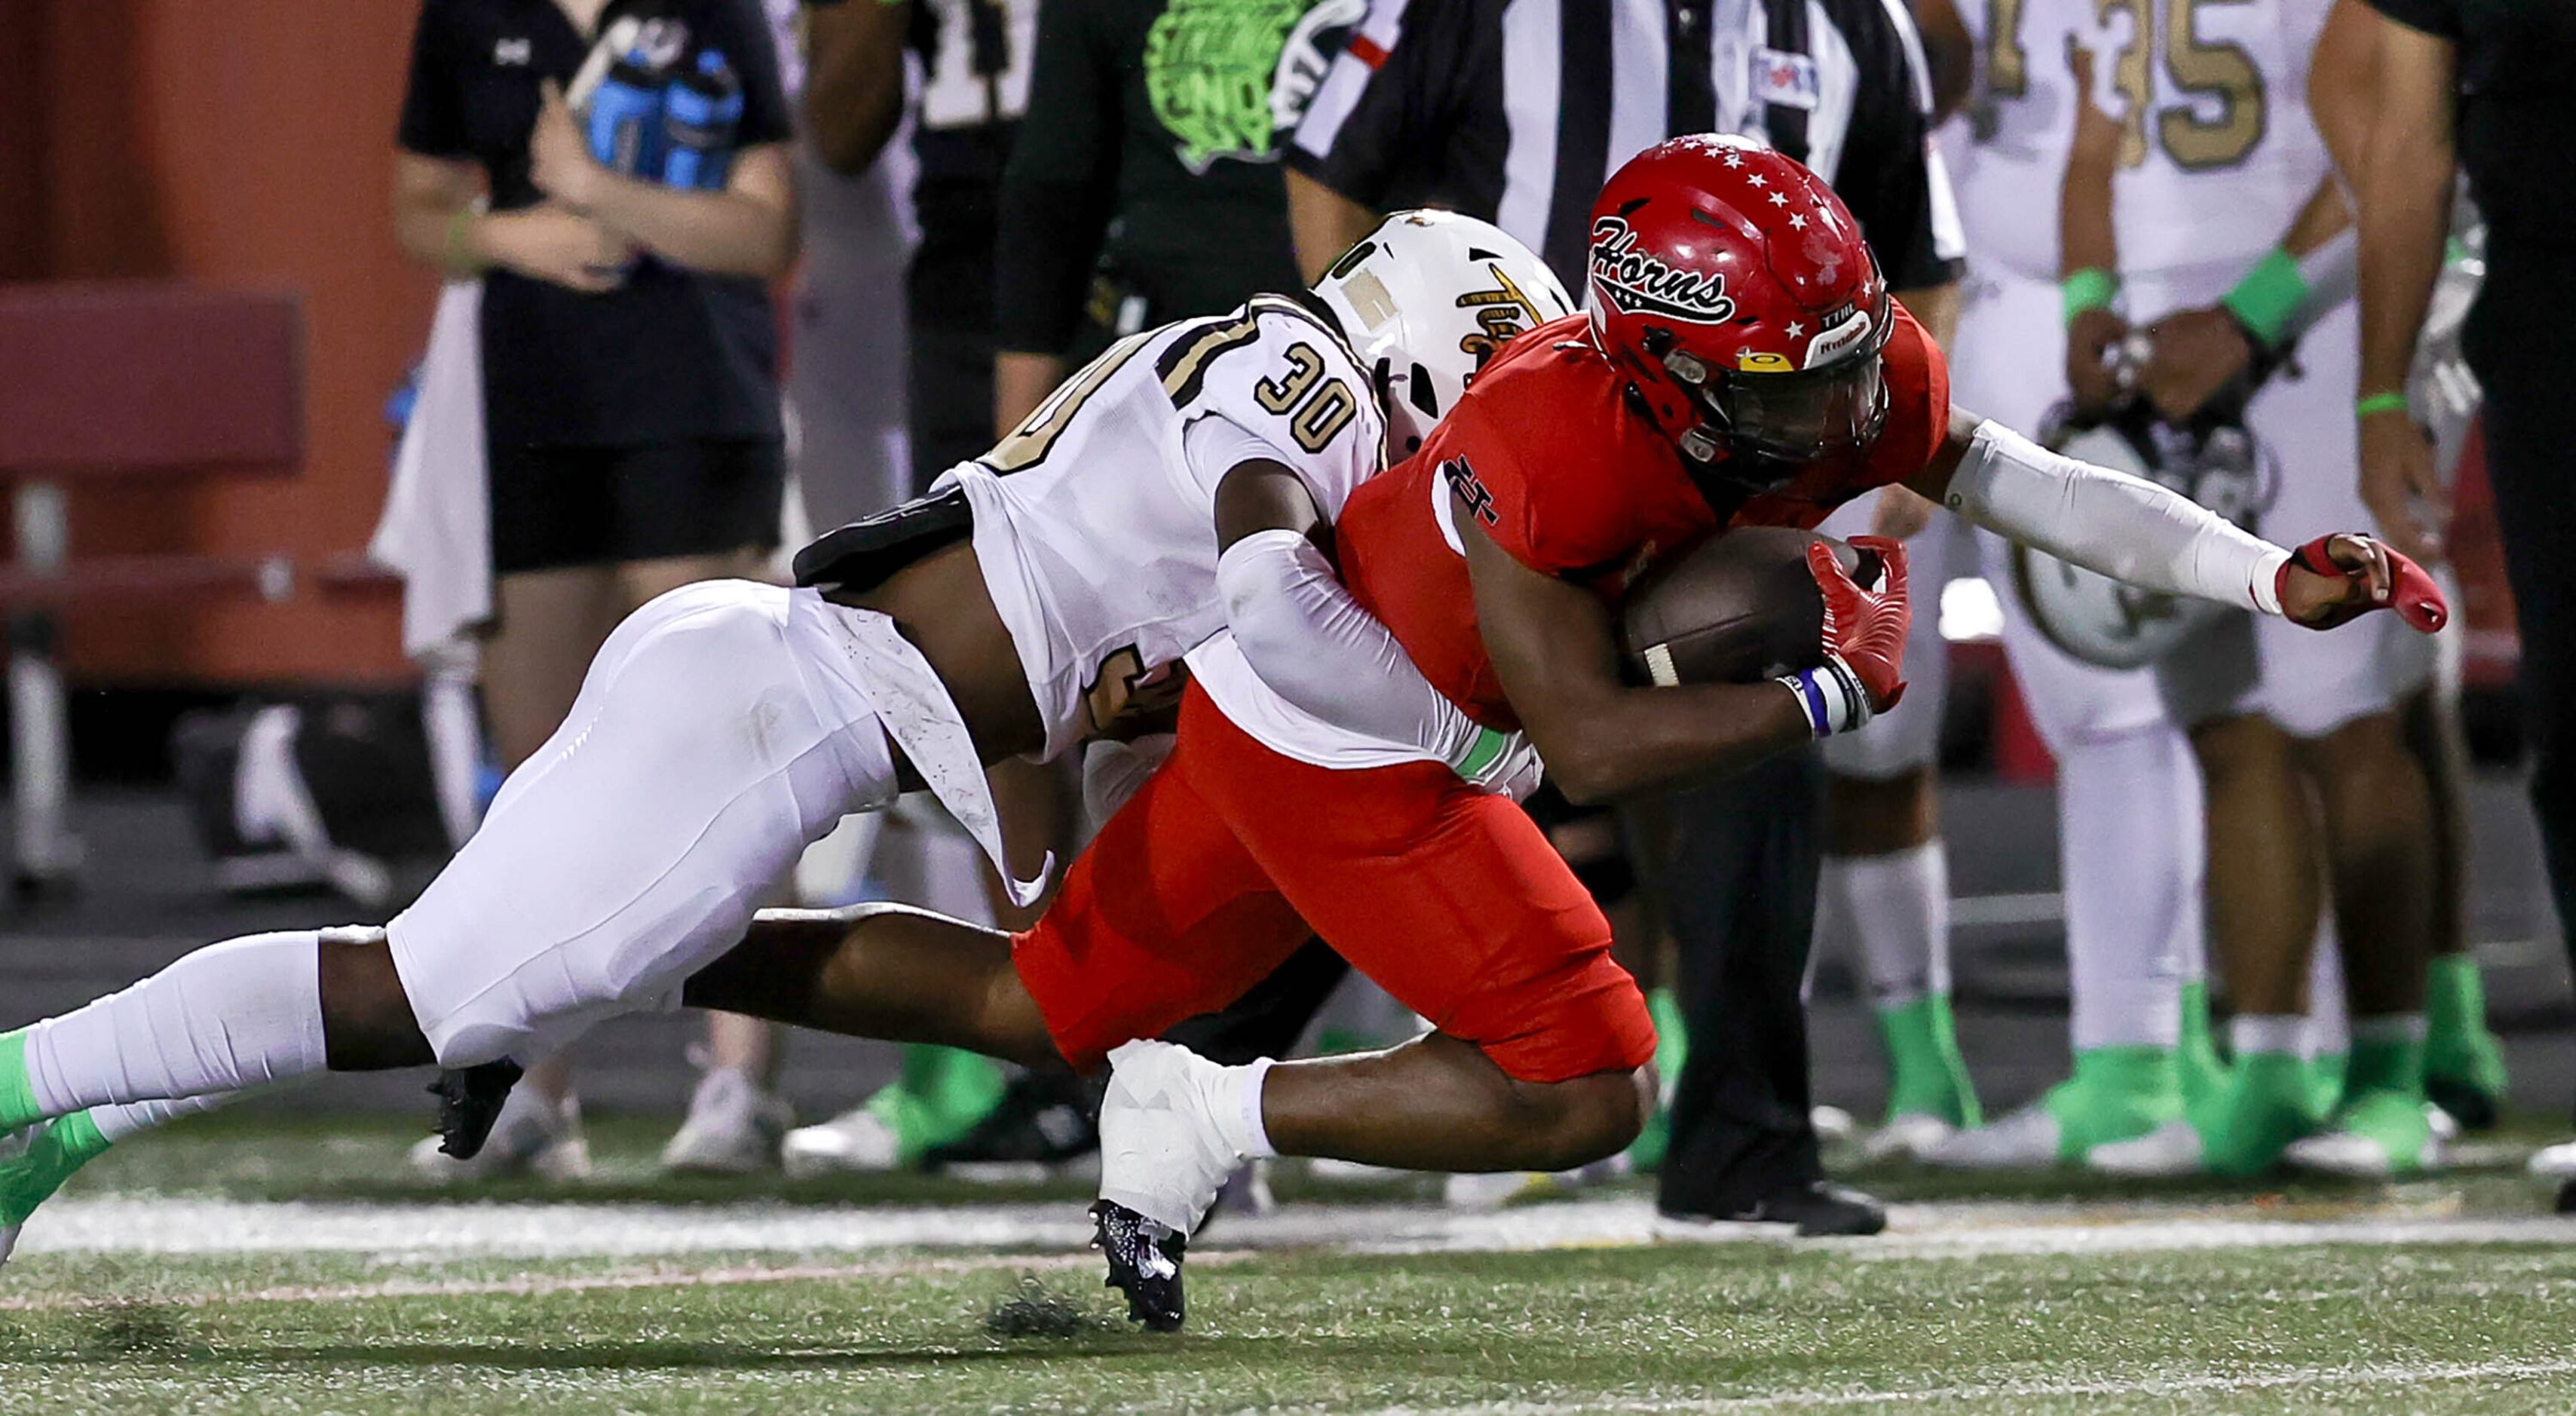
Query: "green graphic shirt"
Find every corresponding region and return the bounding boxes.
[994,0,1364,357]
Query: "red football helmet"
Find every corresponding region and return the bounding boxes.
[1586,133,1893,491]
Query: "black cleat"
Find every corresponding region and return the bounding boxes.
[1659,1180,1889,1239]
[1091,1200,1187,1332]
[2557,1178,2576,1218]
[428,1059,525,1161]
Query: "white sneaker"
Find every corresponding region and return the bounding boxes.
[2531,1139,2576,1180]
[2086,1119,2205,1176]
[1810,1105,1856,1145]
[1922,1102,2061,1171]
[781,1104,905,1178]
[660,1067,794,1175]
[409,1086,591,1182]
[1096,1041,1256,1233]
[1444,1153,1631,1209]
[1863,1113,1956,1163]
[1305,1156,1407,1184]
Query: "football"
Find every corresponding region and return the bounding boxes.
[1619,526,1876,687]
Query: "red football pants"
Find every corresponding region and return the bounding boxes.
[1014,685,1655,1083]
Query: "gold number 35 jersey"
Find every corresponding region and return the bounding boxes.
[2077,0,2337,302]
[939,296,1386,763]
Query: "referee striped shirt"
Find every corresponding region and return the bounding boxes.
[1289,0,1964,291]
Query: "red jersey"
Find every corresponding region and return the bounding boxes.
[1336,305,1950,731]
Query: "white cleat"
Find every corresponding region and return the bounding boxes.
[660,1066,795,1175]
[1862,1113,1956,1163]
[1922,1102,2061,1171]
[1096,1040,1254,1234]
[1305,1156,1407,1184]
[2283,1105,2449,1179]
[2086,1119,2205,1177]
[1442,1154,1630,1210]
[781,1104,905,1178]
[409,1086,592,1182]
[2531,1139,2576,1181]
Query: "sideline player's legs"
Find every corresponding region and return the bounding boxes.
[1814,495,1977,1159]
[0,582,900,1247]
[2165,307,2442,1176]
[1926,269,2216,1172]
[1930,528,2220,1174]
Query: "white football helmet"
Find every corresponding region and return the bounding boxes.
[1312,210,1574,458]
[2014,406,2265,670]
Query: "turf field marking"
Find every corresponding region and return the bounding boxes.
[0,1251,1140,1313]
[1387,1356,2576,1411]
[17,1194,2575,1264]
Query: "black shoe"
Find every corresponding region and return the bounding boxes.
[920,1070,1104,1180]
[1092,1200,1187,1332]
[2556,1178,2576,1217]
[428,1059,524,1162]
[1657,1180,1888,1239]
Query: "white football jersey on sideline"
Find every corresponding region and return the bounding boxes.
[1943,0,2097,284]
[941,296,1386,763]
[2075,0,2336,309]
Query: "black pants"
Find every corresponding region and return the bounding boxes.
[1643,750,1826,1216]
[2466,259,2576,1120]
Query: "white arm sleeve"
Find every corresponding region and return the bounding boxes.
[1946,419,2293,615]
[1213,527,1478,762]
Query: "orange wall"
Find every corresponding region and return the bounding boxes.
[13,0,433,685]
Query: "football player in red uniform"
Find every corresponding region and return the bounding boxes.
[1008,134,2444,1323]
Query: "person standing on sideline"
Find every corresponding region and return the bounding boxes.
[1285,0,1963,1237]
[2338,0,2576,1204]
[391,0,800,1178]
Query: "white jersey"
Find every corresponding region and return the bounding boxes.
[2077,0,2336,311]
[943,296,1386,762]
[1942,0,2097,284]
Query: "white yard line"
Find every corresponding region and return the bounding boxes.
[14,1193,2574,1266]
[1384,1356,2576,1412]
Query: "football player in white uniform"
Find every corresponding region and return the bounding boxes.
[0,213,1569,1264]
[2057,0,2445,1175]
[1886,0,2226,1175]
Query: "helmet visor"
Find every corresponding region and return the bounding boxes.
[1712,351,1891,464]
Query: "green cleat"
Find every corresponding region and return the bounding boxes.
[0,1110,114,1271]
[2200,1053,2324,1178]
[2283,1087,2446,1177]
[1924,1047,2189,1172]
[1626,988,1690,1173]
[2424,955,2510,1131]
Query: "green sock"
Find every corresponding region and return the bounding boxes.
[2043,1046,2182,1158]
[2176,983,2232,1139]
[2201,1052,2321,1177]
[0,1031,38,1134]
[2,1111,109,1227]
[867,1046,1006,1163]
[1626,988,1689,1172]
[2424,955,2509,1098]
[1876,995,1982,1128]
[2307,1050,2349,1118]
[2343,1033,2426,1103]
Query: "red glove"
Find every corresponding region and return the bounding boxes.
[1781,536,1911,737]
[2276,534,2449,633]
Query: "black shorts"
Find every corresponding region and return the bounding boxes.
[488,438,786,575]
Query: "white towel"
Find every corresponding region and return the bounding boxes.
[369,280,492,660]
